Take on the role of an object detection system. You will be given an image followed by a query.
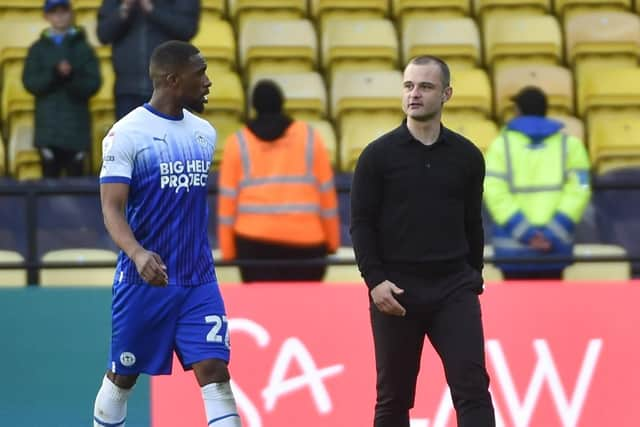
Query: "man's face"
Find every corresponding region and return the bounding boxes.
[402,63,452,121]
[177,54,211,114]
[45,6,73,32]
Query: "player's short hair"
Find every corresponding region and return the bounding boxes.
[408,55,451,88]
[149,40,200,83]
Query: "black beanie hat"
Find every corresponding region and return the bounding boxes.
[252,80,284,114]
[511,86,548,116]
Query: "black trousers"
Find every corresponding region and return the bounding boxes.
[39,146,86,178]
[370,265,495,427]
[235,235,328,282]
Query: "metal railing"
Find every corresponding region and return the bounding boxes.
[1,175,639,284]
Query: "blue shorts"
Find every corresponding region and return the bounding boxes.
[109,282,230,375]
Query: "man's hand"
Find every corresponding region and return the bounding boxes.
[529,231,552,251]
[139,0,154,13]
[56,60,72,77]
[132,248,168,286]
[119,0,136,19]
[370,280,406,316]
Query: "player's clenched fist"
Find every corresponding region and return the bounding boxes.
[132,248,168,286]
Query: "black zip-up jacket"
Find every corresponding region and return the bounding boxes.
[97,0,199,97]
[350,121,485,289]
[22,27,101,151]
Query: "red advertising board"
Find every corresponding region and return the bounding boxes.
[152,281,640,427]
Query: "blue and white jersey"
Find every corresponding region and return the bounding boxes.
[100,104,217,286]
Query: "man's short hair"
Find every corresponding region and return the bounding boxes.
[511,86,548,116]
[149,40,200,80]
[408,55,451,88]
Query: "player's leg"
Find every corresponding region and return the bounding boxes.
[93,283,181,426]
[370,302,425,427]
[426,270,495,427]
[193,359,240,426]
[176,284,240,426]
[93,372,138,427]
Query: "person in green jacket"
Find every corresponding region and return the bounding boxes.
[484,86,592,280]
[22,0,101,178]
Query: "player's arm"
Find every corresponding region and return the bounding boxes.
[100,183,168,286]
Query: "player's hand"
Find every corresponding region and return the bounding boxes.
[132,249,168,286]
[371,280,406,317]
[529,231,552,252]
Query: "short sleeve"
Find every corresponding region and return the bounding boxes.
[99,128,135,184]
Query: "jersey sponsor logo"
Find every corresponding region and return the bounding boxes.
[120,351,136,367]
[160,160,211,193]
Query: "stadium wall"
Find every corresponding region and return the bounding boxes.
[2,282,639,427]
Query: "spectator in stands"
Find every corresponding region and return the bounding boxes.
[22,0,101,178]
[484,86,592,279]
[218,80,340,282]
[97,0,200,119]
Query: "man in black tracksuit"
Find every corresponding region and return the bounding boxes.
[350,56,496,427]
[97,0,200,119]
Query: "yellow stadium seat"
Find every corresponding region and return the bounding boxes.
[474,0,550,19]
[494,64,574,121]
[209,116,244,170]
[0,132,5,175]
[340,113,402,172]
[90,60,114,115]
[211,249,242,284]
[310,0,388,30]
[8,116,41,180]
[554,0,631,17]
[208,71,245,120]
[442,115,500,153]
[578,67,640,116]
[402,17,480,70]
[550,114,585,141]
[483,14,562,72]
[91,110,115,173]
[392,0,471,26]
[192,18,236,71]
[201,0,227,17]
[0,1,41,9]
[588,111,640,174]
[2,64,33,132]
[40,248,118,287]
[306,119,338,168]
[324,247,362,283]
[563,243,630,281]
[565,11,640,84]
[0,250,27,287]
[322,19,399,84]
[229,0,307,29]
[0,12,47,74]
[250,71,327,120]
[330,70,403,130]
[198,71,245,168]
[239,19,317,82]
[483,245,504,282]
[445,68,492,119]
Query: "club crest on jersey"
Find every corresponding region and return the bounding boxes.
[195,132,212,149]
[120,351,136,367]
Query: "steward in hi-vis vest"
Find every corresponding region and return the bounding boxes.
[484,87,591,279]
[218,80,339,282]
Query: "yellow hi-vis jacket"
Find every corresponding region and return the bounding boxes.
[217,121,340,260]
[484,116,591,271]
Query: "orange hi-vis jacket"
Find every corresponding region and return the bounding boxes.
[217,120,340,260]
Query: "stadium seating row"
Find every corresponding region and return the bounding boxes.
[2,2,640,178]
[0,243,631,286]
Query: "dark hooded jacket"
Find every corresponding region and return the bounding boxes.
[22,26,101,151]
